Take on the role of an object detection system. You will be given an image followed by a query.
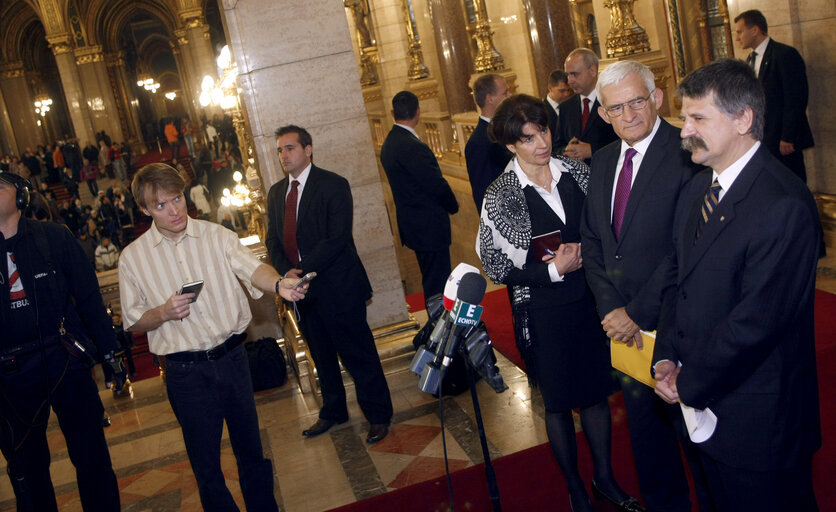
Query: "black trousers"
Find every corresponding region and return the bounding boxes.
[298,300,393,425]
[415,248,451,308]
[0,346,120,512]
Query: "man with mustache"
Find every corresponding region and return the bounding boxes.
[653,59,821,511]
[581,60,703,512]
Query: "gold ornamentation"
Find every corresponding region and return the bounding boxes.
[174,29,189,46]
[180,8,204,29]
[665,0,687,79]
[362,84,383,103]
[47,34,73,55]
[75,45,104,65]
[401,0,429,80]
[470,0,505,72]
[359,46,378,86]
[0,62,25,79]
[603,0,650,58]
[344,0,374,48]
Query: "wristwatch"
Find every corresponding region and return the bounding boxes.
[274,277,282,294]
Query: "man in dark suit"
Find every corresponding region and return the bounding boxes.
[265,125,393,443]
[554,48,618,162]
[380,91,459,304]
[545,69,574,139]
[465,73,511,213]
[734,9,814,182]
[581,61,704,512]
[654,59,821,511]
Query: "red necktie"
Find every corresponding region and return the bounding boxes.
[283,180,300,266]
[612,148,637,239]
[581,98,591,133]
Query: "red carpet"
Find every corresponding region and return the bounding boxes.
[333,289,836,511]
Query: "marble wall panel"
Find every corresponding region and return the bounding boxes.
[489,7,538,96]
[351,182,395,253]
[361,246,411,327]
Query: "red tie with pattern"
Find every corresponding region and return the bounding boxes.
[612,148,637,239]
[283,180,300,266]
[581,98,591,133]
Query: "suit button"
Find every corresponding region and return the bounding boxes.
[614,254,623,260]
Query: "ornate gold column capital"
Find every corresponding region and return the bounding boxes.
[400,0,429,80]
[471,0,505,72]
[174,28,190,46]
[603,0,651,58]
[46,34,73,56]
[0,62,25,80]
[74,45,104,65]
[179,8,205,29]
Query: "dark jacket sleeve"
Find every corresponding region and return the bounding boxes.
[776,45,809,144]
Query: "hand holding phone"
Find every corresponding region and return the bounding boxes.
[178,280,204,303]
[294,272,317,290]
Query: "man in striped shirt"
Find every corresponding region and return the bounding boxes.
[119,162,307,512]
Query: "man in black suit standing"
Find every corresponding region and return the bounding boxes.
[654,59,821,511]
[265,125,393,444]
[581,61,703,512]
[554,48,618,162]
[465,73,511,213]
[545,69,574,139]
[380,91,459,304]
[734,9,814,182]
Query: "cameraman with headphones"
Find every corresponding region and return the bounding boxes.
[0,171,121,511]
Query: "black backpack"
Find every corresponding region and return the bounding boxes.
[245,338,288,391]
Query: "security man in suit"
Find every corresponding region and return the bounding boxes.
[465,73,511,213]
[654,59,821,512]
[380,91,459,304]
[580,61,704,512]
[545,69,575,140]
[266,125,393,444]
[734,9,814,182]
[554,48,618,163]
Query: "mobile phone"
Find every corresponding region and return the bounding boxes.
[294,272,317,290]
[179,280,204,303]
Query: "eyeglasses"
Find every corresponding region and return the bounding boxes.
[603,90,654,117]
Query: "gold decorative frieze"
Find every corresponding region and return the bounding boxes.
[401,0,430,80]
[603,0,650,58]
[406,77,439,101]
[0,62,25,79]
[363,84,383,104]
[174,28,189,46]
[470,0,505,72]
[180,8,205,29]
[75,45,104,65]
[46,34,73,55]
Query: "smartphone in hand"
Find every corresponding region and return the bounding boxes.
[179,280,204,303]
[294,272,317,290]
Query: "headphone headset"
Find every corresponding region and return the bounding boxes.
[0,172,31,210]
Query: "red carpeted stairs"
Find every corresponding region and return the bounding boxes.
[334,289,836,511]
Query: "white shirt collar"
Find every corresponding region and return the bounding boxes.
[619,116,661,157]
[290,162,312,188]
[754,36,770,58]
[545,95,560,111]
[512,157,567,190]
[395,123,421,141]
[713,141,760,200]
[580,89,598,108]
[479,115,491,123]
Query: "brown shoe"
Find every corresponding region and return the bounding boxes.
[366,423,389,444]
[302,418,347,438]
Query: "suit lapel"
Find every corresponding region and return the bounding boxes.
[580,99,601,140]
[296,166,318,224]
[758,40,774,82]
[276,177,289,229]
[599,145,620,243]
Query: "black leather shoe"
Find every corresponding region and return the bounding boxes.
[302,418,346,438]
[591,480,646,512]
[366,423,389,444]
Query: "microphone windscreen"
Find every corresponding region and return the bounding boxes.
[442,262,480,310]
[457,272,487,305]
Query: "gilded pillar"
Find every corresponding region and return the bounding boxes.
[345,0,379,86]
[106,52,143,145]
[603,0,651,58]
[523,0,578,97]
[75,45,125,144]
[0,62,41,151]
[426,0,475,113]
[470,0,505,72]
[400,0,430,80]
[48,35,95,144]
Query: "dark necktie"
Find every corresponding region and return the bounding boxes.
[283,180,300,266]
[612,148,637,239]
[695,178,722,241]
[581,98,591,133]
[747,51,758,70]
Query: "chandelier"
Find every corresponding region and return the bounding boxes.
[34,94,53,116]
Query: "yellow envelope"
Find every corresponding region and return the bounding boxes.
[611,330,656,388]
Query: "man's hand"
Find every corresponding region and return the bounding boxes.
[285,268,302,279]
[654,360,680,404]
[163,292,195,321]
[277,277,307,302]
[779,140,795,156]
[541,243,582,275]
[563,138,592,160]
[602,307,641,346]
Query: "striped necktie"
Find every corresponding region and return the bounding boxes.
[747,51,757,69]
[695,178,722,241]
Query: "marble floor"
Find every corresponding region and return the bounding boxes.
[1,256,833,512]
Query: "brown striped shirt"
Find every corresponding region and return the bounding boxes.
[118,218,263,355]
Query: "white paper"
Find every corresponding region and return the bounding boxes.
[680,403,717,443]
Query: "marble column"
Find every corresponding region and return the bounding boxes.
[0,86,18,155]
[219,0,408,329]
[172,29,198,121]
[106,52,143,145]
[48,36,95,144]
[523,0,577,97]
[426,0,475,114]
[0,63,41,151]
[75,46,125,144]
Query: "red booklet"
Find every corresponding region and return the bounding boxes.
[531,230,562,258]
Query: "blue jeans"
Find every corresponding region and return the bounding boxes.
[165,343,278,512]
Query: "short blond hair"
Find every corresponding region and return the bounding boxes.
[131,162,185,209]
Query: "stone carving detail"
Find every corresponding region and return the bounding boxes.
[400,0,430,80]
[603,0,650,58]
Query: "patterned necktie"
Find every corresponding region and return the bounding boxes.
[695,178,722,241]
[581,98,591,133]
[747,51,758,70]
[283,180,300,266]
[612,148,637,239]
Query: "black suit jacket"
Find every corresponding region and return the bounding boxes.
[757,39,814,155]
[464,118,511,212]
[553,94,618,161]
[545,97,559,140]
[581,118,698,329]
[380,125,459,251]
[265,165,372,310]
[653,146,821,470]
